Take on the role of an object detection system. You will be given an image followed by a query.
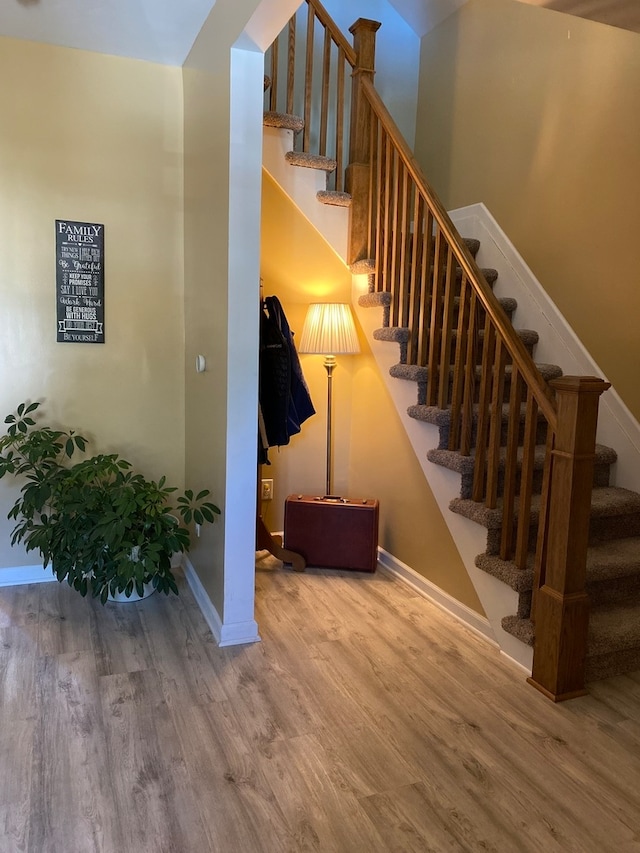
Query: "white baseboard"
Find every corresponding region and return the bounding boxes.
[0,564,55,587]
[182,556,261,647]
[376,547,497,647]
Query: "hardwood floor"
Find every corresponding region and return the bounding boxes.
[1,555,640,852]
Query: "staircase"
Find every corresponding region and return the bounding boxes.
[263,0,640,698]
[357,239,640,684]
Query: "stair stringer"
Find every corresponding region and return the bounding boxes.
[262,125,349,263]
[351,278,534,672]
[450,203,640,495]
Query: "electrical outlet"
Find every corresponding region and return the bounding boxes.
[261,478,274,501]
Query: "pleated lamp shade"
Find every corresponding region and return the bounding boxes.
[298,303,360,355]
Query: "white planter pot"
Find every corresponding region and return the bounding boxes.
[107,582,156,603]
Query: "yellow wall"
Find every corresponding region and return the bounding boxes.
[0,38,184,568]
[261,172,483,612]
[415,0,640,420]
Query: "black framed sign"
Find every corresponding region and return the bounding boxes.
[56,219,105,344]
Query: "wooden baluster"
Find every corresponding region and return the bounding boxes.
[303,10,315,152]
[449,273,470,451]
[270,37,279,112]
[319,28,331,157]
[460,290,478,457]
[345,18,381,265]
[515,393,539,569]
[335,49,345,192]
[390,154,402,327]
[426,231,445,405]
[368,116,380,273]
[418,210,434,366]
[286,16,295,116]
[399,170,411,329]
[472,316,495,503]
[501,368,524,560]
[438,246,456,410]
[486,336,507,509]
[381,138,393,295]
[376,129,389,293]
[408,192,424,365]
[531,425,554,614]
[528,376,610,702]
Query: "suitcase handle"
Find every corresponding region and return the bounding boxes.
[295,494,369,505]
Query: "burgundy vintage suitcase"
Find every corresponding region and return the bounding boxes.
[283,494,379,572]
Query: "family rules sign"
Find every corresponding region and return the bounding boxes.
[56,219,105,344]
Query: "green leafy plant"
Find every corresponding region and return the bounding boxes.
[0,402,220,604]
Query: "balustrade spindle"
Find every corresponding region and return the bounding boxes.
[286,17,295,115]
[500,368,525,560]
[438,247,456,410]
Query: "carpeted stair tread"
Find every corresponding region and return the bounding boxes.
[395,361,563,389]
[464,238,480,257]
[377,325,537,358]
[451,486,640,531]
[374,327,409,344]
[285,150,336,172]
[317,190,351,207]
[502,603,640,666]
[480,268,498,287]
[498,297,518,318]
[352,259,377,276]
[585,537,640,582]
[589,602,640,654]
[476,555,534,593]
[358,290,390,307]
[407,401,541,428]
[391,363,427,383]
[586,648,640,682]
[429,443,615,481]
[263,111,304,132]
[502,615,534,646]
[477,535,640,596]
[510,329,538,350]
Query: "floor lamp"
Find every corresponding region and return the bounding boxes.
[299,303,360,496]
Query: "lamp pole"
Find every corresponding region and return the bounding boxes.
[323,355,336,496]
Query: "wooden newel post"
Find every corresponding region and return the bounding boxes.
[346,18,381,267]
[528,376,610,702]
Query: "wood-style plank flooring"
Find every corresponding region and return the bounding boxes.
[1,554,640,852]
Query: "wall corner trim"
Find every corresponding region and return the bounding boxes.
[183,557,261,647]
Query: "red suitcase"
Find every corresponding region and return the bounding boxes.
[283,494,379,572]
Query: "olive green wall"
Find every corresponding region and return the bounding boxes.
[415,0,640,420]
[0,37,184,571]
[261,173,483,613]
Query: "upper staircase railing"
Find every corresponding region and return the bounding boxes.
[265,0,610,701]
[265,0,357,193]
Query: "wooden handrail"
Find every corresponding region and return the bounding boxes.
[265,0,357,194]
[358,77,558,429]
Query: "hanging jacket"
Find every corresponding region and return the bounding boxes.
[259,295,315,459]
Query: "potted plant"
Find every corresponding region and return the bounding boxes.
[0,401,220,603]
